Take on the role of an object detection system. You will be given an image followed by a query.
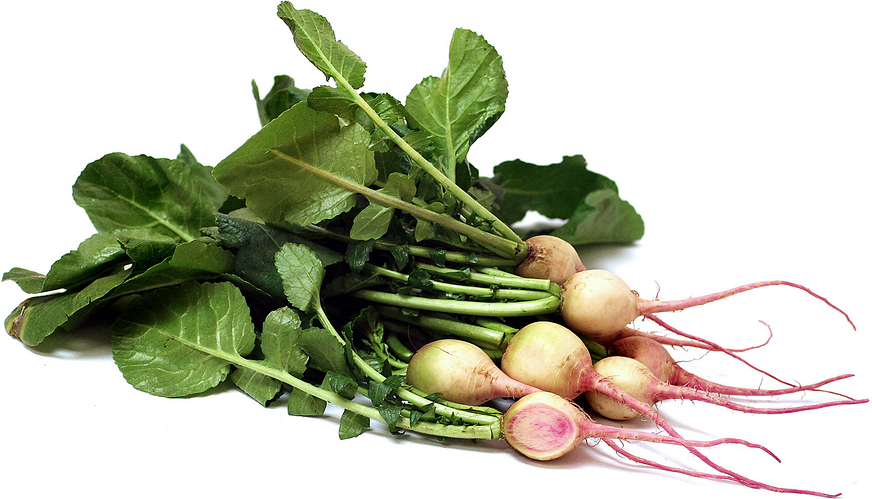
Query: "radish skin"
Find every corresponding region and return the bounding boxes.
[559,269,856,343]
[405,339,540,405]
[559,270,638,342]
[498,322,699,426]
[641,314,813,388]
[611,335,857,398]
[585,356,868,420]
[595,322,800,387]
[514,235,585,285]
[613,322,773,353]
[498,321,817,494]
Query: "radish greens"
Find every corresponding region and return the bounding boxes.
[3,2,863,497]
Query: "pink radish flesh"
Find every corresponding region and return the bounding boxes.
[503,392,839,497]
[501,391,776,461]
[405,338,540,405]
[514,235,585,285]
[501,391,587,460]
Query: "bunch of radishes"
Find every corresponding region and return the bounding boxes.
[3,3,860,495]
[397,235,865,497]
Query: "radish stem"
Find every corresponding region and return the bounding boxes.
[377,306,509,350]
[269,149,524,259]
[352,289,561,316]
[313,303,504,428]
[363,263,555,302]
[299,223,520,267]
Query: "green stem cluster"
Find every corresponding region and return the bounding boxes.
[352,260,561,319]
[270,149,522,260]
[299,224,519,268]
[235,346,500,440]
[312,302,502,437]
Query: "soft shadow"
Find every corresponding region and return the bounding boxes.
[577,243,641,270]
[25,316,114,360]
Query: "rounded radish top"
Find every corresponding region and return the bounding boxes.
[560,269,639,341]
[501,321,592,399]
[514,235,585,285]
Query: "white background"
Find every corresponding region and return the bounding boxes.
[1,1,869,498]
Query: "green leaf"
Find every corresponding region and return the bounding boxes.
[266,308,310,377]
[321,272,385,299]
[112,281,256,397]
[299,327,353,378]
[277,2,367,89]
[253,75,311,126]
[109,240,235,297]
[388,245,410,271]
[364,93,407,130]
[429,248,448,267]
[493,155,618,225]
[307,85,357,121]
[377,405,403,431]
[325,371,358,399]
[287,388,327,416]
[6,240,232,346]
[414,218,436,242]
[2,268,45,294]
[231,362,281,407]
[361,93,409,151]
[345,240,374,273]
[308,89,408,152]
[212,103,377,228]
[115,229,180,267]
[549,189,645,245]
[338,409,369,440]
[3,233,129,295]
[72,152,227,242]
[41,232,128,292]
[275,243,325,314]
[232,307,308,405]
[405,268,434,292]
[349,172,416,240]
[176,143,199,166]
[407,405,429,427]
[214,212,342,300]
[7,268,133,346]
[405,28,508,178]
[162,239,235,274]
[369,375,405,407]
